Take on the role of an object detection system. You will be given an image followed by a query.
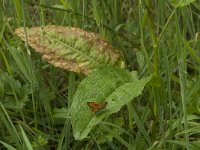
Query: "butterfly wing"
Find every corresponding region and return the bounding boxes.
[87,101,108,113]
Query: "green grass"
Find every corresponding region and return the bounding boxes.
[0,0,200,149]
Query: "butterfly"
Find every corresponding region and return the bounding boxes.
[87,101,108,113]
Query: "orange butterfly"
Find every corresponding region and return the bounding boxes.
[87,101,108,113]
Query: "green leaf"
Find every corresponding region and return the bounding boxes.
[170,0,196,8]
[32,135,48,148]
[53,108,70,119]
[19,125,33,150]
[0,141,17,150]
[15,25,125,75]
[147,73,161,87]
[0,72,31,110]
[96,117,125,144]
[51,5,67,10]
[70,66,151,140]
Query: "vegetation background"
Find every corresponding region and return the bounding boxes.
[0,0,200,149]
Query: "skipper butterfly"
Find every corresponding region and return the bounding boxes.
[87,101,108,113]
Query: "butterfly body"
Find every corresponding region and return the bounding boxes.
[87,101,108,113]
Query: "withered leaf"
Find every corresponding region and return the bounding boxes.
[15,25,125,75]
